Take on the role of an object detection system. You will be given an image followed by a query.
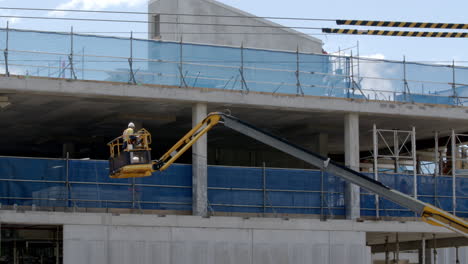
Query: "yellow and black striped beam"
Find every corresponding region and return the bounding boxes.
[336,20,468,30]
[322,28,468,38]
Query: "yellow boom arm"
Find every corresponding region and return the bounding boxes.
[108,112,467,236]
[153,113,221,171]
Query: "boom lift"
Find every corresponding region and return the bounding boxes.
[108,112,468,237]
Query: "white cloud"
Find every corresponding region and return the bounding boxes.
[357,53,400,100]
[360,53,385,60]
[49,0,147,16]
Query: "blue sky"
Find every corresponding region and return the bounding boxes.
[0,0,467,64]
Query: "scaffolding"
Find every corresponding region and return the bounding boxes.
[371,125,468,218]
[372,125,417,218]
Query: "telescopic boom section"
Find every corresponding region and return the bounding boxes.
[152,113,221,172]
[109,113,468,236]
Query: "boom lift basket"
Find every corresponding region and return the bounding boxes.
[107,128,153,179]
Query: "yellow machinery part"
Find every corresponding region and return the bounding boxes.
[110,164,153,179]
[421,205,468,237]
[157,114,222,172]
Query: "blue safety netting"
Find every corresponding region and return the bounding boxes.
[1,28,468,105]
[0,156,466,218]
[360,173,468,218]
[207,166,345,215]
[0,157,192,211]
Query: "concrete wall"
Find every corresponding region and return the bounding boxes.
[1,210,462,264]
[148,0,323,53]
[64,225,369,264]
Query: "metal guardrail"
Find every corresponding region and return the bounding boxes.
[1,27,468,105]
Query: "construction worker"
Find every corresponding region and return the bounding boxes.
[122,122,136,150]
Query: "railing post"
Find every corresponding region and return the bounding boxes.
[128,31,137,84]
[320,169,325,220]
[178,36,188,88]
[296,45,304,96]
[434,131,439,207]
[82,47,85,80]
[403,56,409,102]
[350,51,355,97]
[68,27,77,80]
[131,177,136,209]
[66,152,70,208]
[180,36,183,87]
[241,42,244,91]
[452,60,460,105]
[451,129,457,215]
[238,42,249,93]
[262,162,266,215]
[412,126,417,199]
[356,41,360,85]
[4,21,10,76]
[373,124,380,218]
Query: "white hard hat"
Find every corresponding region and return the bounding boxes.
[128,122,135,128]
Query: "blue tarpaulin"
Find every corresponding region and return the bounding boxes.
[0,156,466,217]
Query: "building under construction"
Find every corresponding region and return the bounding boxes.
[0,0,467,263]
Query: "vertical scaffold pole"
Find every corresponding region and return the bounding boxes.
[373,124,380,218]
[132,177,136,209]
[82,47,85,80]
[412,127,417,199]
[68,27,77,80]
[128,31,137,84]
[350,51,355,97]
[394,130,399,173]
[452,60,459,105]
[403,56,410,102]
[179,36,183,87]
[66,152,70,208]
[434,131,439,207]
[238,42,248,93]
[178,37,188,88]
[262,162,266,214]
[4,21,10,76]
[296,45,303,96]
[320,168,325,220]
[240,42,244,91]
[451,129,457,215]
[356,41,360,84]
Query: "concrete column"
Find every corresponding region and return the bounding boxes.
[344,113,360,220]
[418,246,432,264]
[192,103,208,216]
